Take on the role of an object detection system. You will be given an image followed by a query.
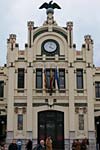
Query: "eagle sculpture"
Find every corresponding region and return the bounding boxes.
[39,1,61,9]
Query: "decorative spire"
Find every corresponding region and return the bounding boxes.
[84,35,93,50]
[7,34,16,50]
[39,1,61,25]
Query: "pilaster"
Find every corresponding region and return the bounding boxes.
[7,67,15,140]
[86,68,94,130]
[88,131,96,150]
[86,68,96,149]
[26,67,33,139]
[68,67,75,132]
[69,131,75,150]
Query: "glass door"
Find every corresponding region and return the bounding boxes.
[38,110,64,150]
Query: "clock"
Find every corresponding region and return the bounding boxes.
[43,40,57,53]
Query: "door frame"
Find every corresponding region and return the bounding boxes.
[38,110,64,150]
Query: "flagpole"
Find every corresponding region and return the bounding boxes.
[55,66,59,91]
[50,68,52,90]
[44,64,48,95]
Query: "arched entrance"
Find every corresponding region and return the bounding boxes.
[38,110,64,150]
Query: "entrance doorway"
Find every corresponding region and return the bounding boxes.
[95,116,100,149]
[38,110,64,150]
[0,115,7,144]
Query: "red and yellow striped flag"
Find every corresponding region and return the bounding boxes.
[44,67,47,90]
[50,68,54,90]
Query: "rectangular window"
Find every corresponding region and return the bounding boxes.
[36,69,42,89]
[79,114,84,130]
[46,69,55,89]
[17,68,24,88]
[0,81,4,97]
[59,69,65,89]
[17,114,23,130]
[95,82,100,98]
[76,69,83,89]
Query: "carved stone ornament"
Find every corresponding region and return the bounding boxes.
[23,107,26,114]
[75,107,79,113]
[14,107,18,113]
[83,107,87,113]
[39,1,61,11]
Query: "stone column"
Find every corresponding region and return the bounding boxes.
[6,67,15,143]
[26,67,33,139]
[86,68,96,150]
[68,67,75,149]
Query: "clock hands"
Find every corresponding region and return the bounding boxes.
[49,42,55,49]
[49,45,54,49]
[43,40,58,52]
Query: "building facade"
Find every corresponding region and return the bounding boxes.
[0,5,100,150]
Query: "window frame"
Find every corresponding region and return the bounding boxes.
[59,69,65,89]
[95,82,100,98]
[45,69,55,90]
[17,68,25,89]
[17,114,23,130]
[76,69,83,89]
[79,114,84,130]
[0,81,4,97]
[36,68,43,89]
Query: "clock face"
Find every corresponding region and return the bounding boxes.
[43,40,57,52]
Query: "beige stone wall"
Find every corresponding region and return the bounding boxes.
[0,16,99,146]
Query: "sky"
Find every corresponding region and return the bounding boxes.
[0,0,100,66]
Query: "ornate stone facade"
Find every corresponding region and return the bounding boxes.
[0,4,100,150]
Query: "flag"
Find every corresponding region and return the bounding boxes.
[44,66,47,89]
[55,67,59,89]
[50,68,54,90]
